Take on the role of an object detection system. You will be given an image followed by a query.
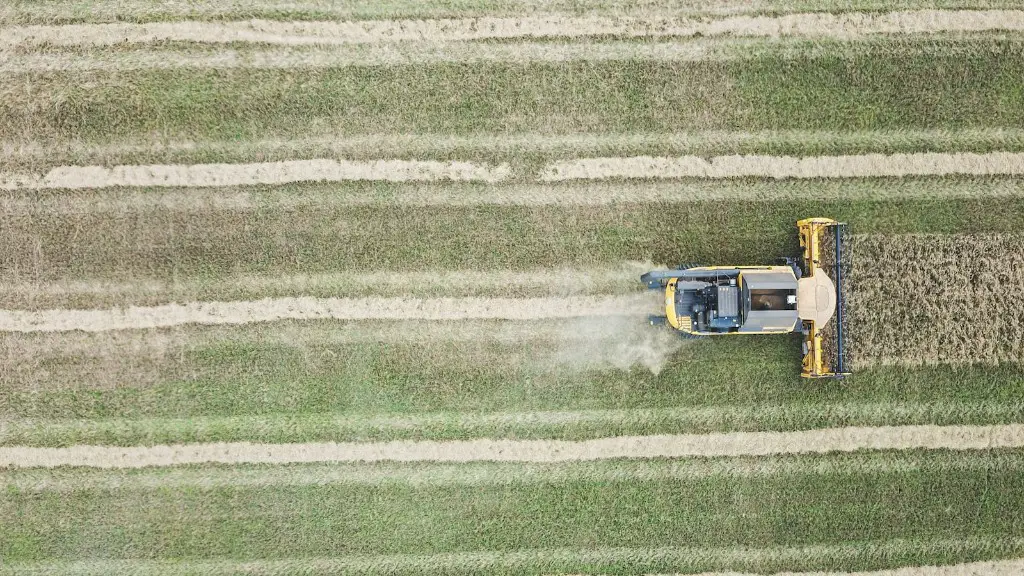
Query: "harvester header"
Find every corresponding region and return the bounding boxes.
[641,217,851,379]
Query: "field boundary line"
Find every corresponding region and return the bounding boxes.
[2,424,1023,468]
[3,10,1024,50]
[540,152,1024,181]
[1,540,1023,575]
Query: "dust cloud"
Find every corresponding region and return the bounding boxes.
[532,288,685,374]
[545,314,685,374]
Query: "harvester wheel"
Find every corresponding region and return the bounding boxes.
[676,262,701,270]
[648,315,668,327]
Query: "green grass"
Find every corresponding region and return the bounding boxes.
[3,453,1024,572]
[3,190,1024,283]
[3,325,1023,446]
[4,41,1023,143]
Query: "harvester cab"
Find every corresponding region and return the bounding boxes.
[640,217,851,379]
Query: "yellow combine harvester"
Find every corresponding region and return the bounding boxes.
[641,218,851,379]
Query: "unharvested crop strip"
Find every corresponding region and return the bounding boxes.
[1,539,1023,575]
[1,424,1022,468]
[0,295,655,332]
[2,10,1024,50]
[849,234,1024,366]
[0,159,510,190]
[540,152,1024,181]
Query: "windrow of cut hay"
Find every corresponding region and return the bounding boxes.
[849,234,1024,367]
[0,294,657,332]
[8,129,1024,171]
[2,10,1023,50]
[0,264,648,310]
[3,152,1023,192]
[2,424,1022,468]
[540,152,1024,180]
[0,159,510,190]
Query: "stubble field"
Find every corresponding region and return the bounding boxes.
[2,1,1024,574]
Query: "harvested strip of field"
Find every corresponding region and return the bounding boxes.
[5,450,1021,492]
[850,234,1024,367]
[5,398,1024,447]
[6,50,1021,144]
[3,11,1024,51]
[3,460,1021,568]
[0,294,655,332]
[8,129,1024,173]
[0,314,687,396]
[0,159,509,191]
[2,424,1021,468]
[7,196,1024,288]
[3,317,1021,435]
[540,152,1024,181]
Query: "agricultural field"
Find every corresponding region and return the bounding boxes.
[2,0,1024,574]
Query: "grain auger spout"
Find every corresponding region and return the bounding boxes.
[640,217,852,379]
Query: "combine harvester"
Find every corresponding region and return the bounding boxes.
[641,218,851,379]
